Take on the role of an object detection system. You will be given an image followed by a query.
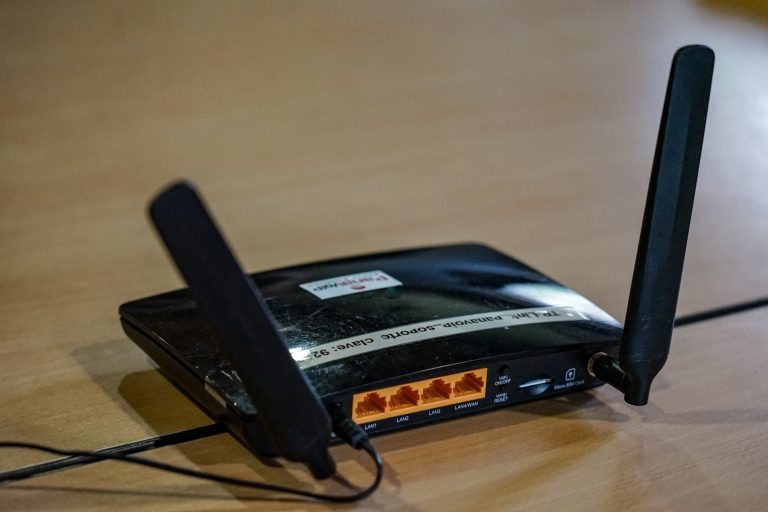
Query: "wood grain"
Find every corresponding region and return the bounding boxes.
[2,1,768,510]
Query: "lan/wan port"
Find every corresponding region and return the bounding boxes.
[453,373,484,398]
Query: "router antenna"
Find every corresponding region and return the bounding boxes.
[149,181,336,478]
[590,45,714,405]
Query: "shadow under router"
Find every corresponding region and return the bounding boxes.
[119,45,713,480]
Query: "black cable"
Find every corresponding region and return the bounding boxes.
[0,440,382,503]
[0,424,227,483]
[0,415,382,503]
[674,295,768,327]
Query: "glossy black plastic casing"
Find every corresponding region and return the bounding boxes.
[120,243,621,446]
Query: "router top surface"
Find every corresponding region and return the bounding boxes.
[120,243,621,416]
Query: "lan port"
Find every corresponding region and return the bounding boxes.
[354,392,387,418]
[421,379,452,404]
[388,386,419,411]
[453,373,484,397]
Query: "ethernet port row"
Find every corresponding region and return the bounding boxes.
[351,367,488,423]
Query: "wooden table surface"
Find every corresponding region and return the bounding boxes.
[2,1,767,510]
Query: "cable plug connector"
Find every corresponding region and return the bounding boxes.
[327,404,369,450]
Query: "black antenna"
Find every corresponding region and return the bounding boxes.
[149,182,336,479]
[589,45,714,405]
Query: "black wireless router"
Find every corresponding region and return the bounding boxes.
[119,46,714,480]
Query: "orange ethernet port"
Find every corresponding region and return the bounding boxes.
[388,385,420,411]
[421,379,452,404]
[353,392,387,419]
[453,372,485,397]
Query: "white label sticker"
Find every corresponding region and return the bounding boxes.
[299,270,402,299]
[290,306,588,369]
